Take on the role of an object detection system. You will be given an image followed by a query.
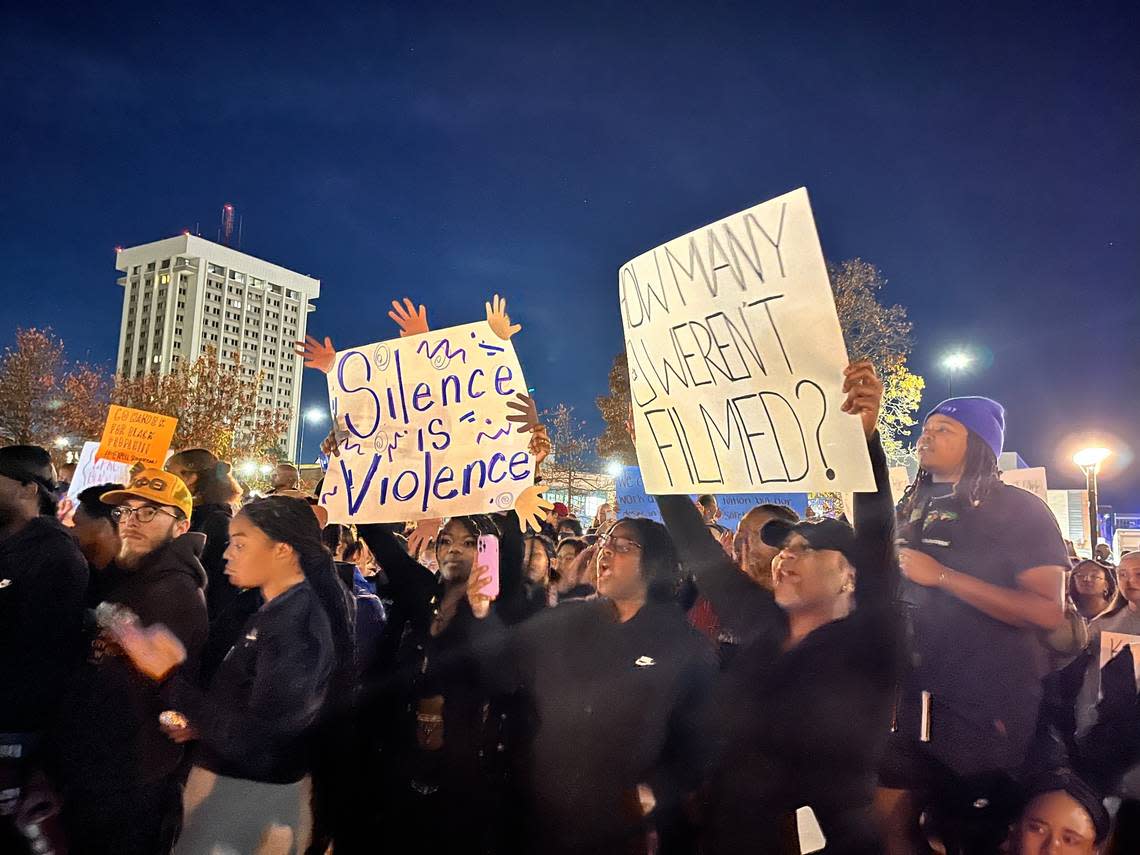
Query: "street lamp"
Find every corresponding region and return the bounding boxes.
[940,351,972,397]
[53,436,70,449]
[605,460,624,477]
[238,460,258,479]
[297,407,328,463]
[1073,447,1110,555]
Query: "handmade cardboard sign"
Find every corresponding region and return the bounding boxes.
[619,187,873,495]
[614,465,807,525]
[96,405,178,467]
[68,441,132,501]
[1000,466,1048,504]
[319,321,534,523]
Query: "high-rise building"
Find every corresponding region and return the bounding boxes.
[114,234,320,458]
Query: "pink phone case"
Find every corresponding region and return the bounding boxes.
[476,535,500,599]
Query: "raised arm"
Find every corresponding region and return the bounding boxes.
[357,522,437,626]
[851,432,899,609]
[655,493,784,642]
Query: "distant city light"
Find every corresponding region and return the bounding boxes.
[53,436,70,449]
[941,352,972,373]
[238,460,258,478]
[606,460,624,477]
[258,463,273,476]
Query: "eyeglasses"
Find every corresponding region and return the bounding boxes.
[597,534,642,555]
[1073,573,1106,582]
[111,505,181,524]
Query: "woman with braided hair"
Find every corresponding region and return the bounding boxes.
[876,398,1070,853]
[110,495,355,853]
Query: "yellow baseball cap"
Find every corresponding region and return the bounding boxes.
[101,468,194,520]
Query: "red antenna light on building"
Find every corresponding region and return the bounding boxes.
[221,203,235,245]
[114,245,123,253]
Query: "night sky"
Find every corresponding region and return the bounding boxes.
[3,2,1138,506]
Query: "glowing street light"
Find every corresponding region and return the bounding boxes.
[53,436,71,449]
[297,407,329,464]
[238,460,258,479]
[940,351,972,396]
[605,460,624,477]
[258,463,273,476]
[1073,446,1111,554]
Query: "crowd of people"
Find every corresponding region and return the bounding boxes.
[2,356,1139,855]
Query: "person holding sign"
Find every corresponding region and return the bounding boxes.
[880,397,1069,852]
[652,360,902,854]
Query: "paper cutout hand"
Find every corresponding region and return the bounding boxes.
[515,484,553,534]
[505,393,540,433]
[485,294,522,340]
[408,518,443,558]
[388,298,430,337]
[295,335,337,374]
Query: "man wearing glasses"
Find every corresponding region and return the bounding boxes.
[52,468,208,853]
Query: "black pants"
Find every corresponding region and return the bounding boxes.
[62,778,182,855]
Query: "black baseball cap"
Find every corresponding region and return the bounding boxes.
[0,445,57,494]
[760,516,857,562]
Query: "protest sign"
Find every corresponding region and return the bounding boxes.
[1099,631,1140,695]
[319,321,534,524]
[67,441,132,501]
[1000,466,1048,504]
[620,187,873,495]
[96,405,178,467]
[614,466,807,526]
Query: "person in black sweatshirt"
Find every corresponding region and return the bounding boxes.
[350,510,527,853]
[51,469,208,854]
[468,514,717,855]
[0,446,88,854]
[165,449,242,619]
[654,360,903,854]
[111,495,355,854]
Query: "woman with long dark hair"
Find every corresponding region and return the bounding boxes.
[111,496,355,853]
[877,397,1070,852]
[346,509,526,853]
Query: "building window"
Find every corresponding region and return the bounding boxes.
[208,263,225,275]
[147,262,156,271]
[132,265,140,274]
[161,259,170,269]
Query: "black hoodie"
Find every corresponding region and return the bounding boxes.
[51,532,208,794]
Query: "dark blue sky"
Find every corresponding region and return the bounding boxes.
[4,2,1138,506]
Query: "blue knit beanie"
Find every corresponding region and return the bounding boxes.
[925,397,1005,459]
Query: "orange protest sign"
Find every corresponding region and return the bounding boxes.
[95,405,179,467]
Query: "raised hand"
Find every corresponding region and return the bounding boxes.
[515,484,553,534]
[113,622,187,682]
[841,360,884,439]
[320,419,351,459]
[466,564,495,619]
[295,335,337,374]
[408,518,443,558]
[388,298,430,337]
[485,294,522,340]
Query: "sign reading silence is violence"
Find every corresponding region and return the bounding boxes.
[298,296,551,531]
[621,186,874,495]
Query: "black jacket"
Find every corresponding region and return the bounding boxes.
[163,579,335,784]
[51,533,209,794]
[489,598,717,854]
[0,516,89,733]
[657,434,902,854]
[191,502,235,618]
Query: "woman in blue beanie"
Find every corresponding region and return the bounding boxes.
[876,397,1071,851]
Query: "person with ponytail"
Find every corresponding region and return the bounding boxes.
[110,495,355,854]
[877,397,1070,853]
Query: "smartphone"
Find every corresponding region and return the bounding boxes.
[476,534,500,599]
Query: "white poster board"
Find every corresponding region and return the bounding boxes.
[318,321,534,524]
[68,441,132,500]
[619,187,873,495]
[1001,466,1048,504]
